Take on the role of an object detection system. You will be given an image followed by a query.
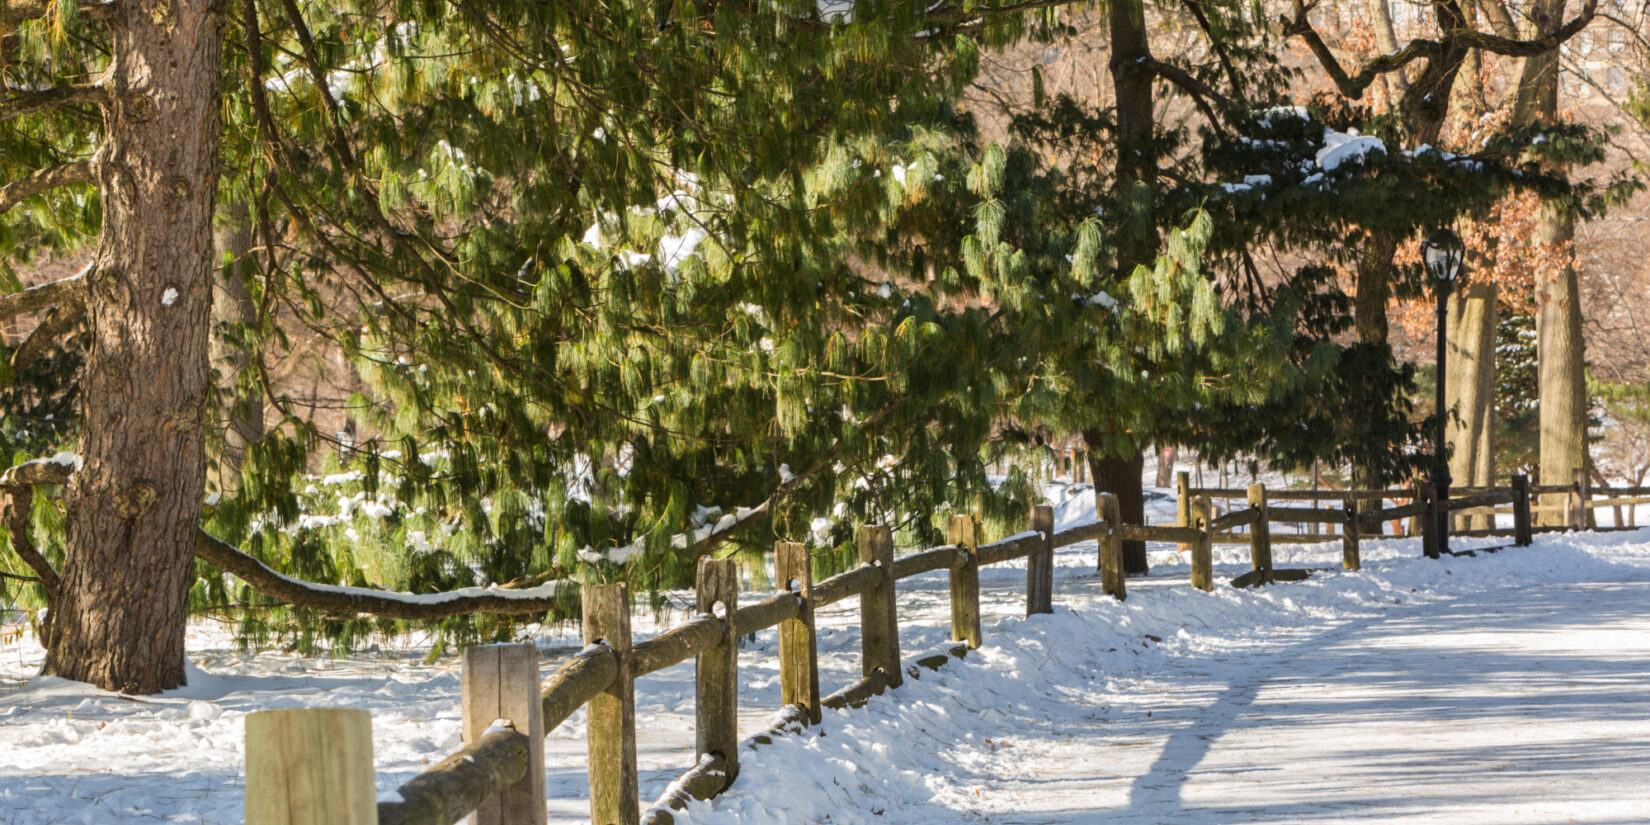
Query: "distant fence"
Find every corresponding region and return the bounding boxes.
[242,469,1640,825]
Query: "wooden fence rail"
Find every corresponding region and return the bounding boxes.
[247,471,1644,825]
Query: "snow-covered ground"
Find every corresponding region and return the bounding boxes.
[3,484,1649,824]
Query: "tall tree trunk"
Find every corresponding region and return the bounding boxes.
[1087,448,1148,574]
[1446,281,1497,529]
[1092,0,1156,573]
[211,203,263,495]
[43,0,224,694]
[1511,0,1589,526]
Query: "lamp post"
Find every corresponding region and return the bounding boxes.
[1422,228,1465,559]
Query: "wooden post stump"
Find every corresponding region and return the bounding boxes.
[1409,479,1426,539]
[245,708,377,825]
[946,515,983,649]
[1512,474,1533,547]
[1026,504,1055,616]
[695,558,739,787]
[1571,467,1592,530]
[1246,483,1273,584]
[1175,470,1192,557]
[1073,450,1088,484]
[1342,495,1361,571]
[858,525,903,686]
[775,541,820,724]
[462,643,547,825]
[1189,496,1213,591]
[583,583,639,825]
[1419,481,1439,559]
[1097,492,1126,600]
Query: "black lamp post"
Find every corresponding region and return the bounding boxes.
[1422,228,1465,559]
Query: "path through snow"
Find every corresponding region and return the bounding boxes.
[2,486,1648,824]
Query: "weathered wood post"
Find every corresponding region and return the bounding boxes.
[1570,467,1592,530]
[775,541,820,724]
[1073,450,1088,484]
[1097,492,1126,600]
[858,525,903,687]
[1189,496,1213,591]
[1419,481,1439,559]
[245,708,377,825]
[1409,478,1426,539]
[696,558,739,788]
[584,583,639,825]
[1027,504,1055,616]
[1176,470,1192,557]
[1246,483,1273,584]
[946,515,983,649]
[1342,495,1362,570]
[461,644,547,825]
[1512,474,1533,547]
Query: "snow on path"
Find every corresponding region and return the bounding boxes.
[2,485,1648,824]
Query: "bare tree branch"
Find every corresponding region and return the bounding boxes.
[1455,0,1597,57]
[11,300,86,372]
[0,271,88,323]
[0,85,107,124]
[0,160,97,215]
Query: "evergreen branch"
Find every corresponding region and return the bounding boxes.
[1,0,115,27]
[1144,58,1232,127]
[193,530,567,618]
[11,300,86,372]
[0,271,88,323]
[0,160,97,215]
[0,84,107,124]
[1178,0,1249,106]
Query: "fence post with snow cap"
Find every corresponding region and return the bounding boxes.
[1246,483,1273,583]
[1098,492,1126,600]
[1189,496,1213,591]
[946,515,983,649]
[775,540,821,724]
[1027,504,1055,616]
[695,557,739,792]
[584,582,640,825]
[858,525,903,687]
[1342,495,1361,571]
[460,643,545,825]
[245,708,377,825]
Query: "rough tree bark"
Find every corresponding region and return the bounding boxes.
[42,0,224,694]
[1446,280,1497,529]
[1088,0,1154,576]
[210,203,263,494]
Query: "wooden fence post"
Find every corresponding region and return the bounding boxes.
[774,541,820,724]
[1246,483,1273,584]
[1408,478,1426,539]
[1419,481,1439,559]
[1176,470,1192,557]
[462,644,546,825]
[1342,495,1361,570]
[1073,450,1088,484]
[245,708,377,825]
[1026,504,1055,616]
[584,583,639,825]
[946,515,983,649]
[1097,492,1126,600]
[858,525,903,687]
[1570,467,1592,530]
[696,558,739,787]
[1189,496,1213,591]
[1512,474,1533,547]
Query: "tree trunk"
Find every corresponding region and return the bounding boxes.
[1087,448,1147,575]
[1536,203,1587,525]
[1446,281,1497,529]
[1155,445,1176,488]
[211,203,263,495]
[43,0,224,694]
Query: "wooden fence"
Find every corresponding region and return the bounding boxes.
[243,470,1649,825]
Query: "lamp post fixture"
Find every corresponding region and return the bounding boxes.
[1422,228,1465,559]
